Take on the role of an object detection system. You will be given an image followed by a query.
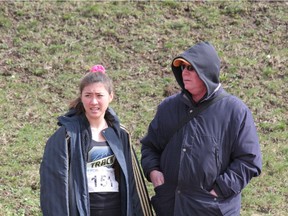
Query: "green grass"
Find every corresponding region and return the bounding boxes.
[0,1,287,215]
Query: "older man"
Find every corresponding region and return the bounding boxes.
[141,41,262,216]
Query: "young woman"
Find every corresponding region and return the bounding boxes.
[40,65,152,216]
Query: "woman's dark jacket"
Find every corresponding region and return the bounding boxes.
[40,108,151,216]
[141,42,262,216]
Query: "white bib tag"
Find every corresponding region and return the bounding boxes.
[87,167,119,193]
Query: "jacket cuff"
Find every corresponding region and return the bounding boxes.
[213,183,225,198]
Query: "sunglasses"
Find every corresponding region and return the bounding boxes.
[181,64,195,71]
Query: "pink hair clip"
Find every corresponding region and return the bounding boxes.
[90,65,106,74]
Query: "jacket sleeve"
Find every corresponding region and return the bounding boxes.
[40,126,70,216]
[214,107,262,198]
[141,95,184,181]
[140,107,165,182]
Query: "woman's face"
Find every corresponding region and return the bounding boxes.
[81,82,113,123]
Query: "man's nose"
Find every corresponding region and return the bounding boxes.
[182,69,189,76]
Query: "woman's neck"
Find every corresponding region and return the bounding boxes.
[90,119,108,130]
[90,119,108,142]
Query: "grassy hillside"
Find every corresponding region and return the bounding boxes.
[0,1,287,215]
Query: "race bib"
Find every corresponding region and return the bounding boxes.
[87,167,119,193]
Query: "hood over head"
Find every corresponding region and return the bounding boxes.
[171,41,221,100]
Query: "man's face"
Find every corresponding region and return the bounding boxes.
[181,64,207,101]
